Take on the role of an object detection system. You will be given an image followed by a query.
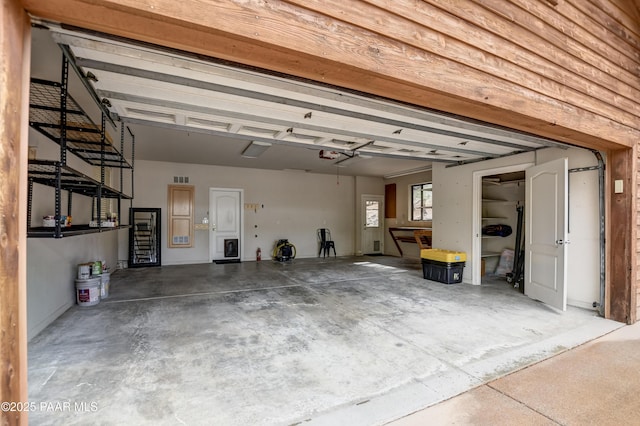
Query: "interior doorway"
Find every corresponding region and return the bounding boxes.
[361,195,384,255]
[472,163,533,286]
[480,170,526,286]
[473,159,572,312]
[209,188,244,263]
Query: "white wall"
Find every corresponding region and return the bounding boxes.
[27,232,118,340]
[127,160,359,264]
[432,147,601,309]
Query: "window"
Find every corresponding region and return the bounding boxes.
[365,200,380,228]
[411,183,432,221]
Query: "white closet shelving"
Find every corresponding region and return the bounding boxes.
[481,176,524,275]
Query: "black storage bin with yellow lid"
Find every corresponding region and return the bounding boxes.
[421,259,465,284]
[420,249,466,284]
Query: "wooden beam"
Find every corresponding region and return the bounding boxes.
[608,146,637,323]
[0,0,30,424]
[632,143,639,323]
[22,0,639,151]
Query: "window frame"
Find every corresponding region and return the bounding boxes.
[364,199,381,228]
[410,182,432,221]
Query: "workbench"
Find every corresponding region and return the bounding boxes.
[388,227,432,256]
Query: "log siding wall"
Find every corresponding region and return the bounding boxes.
[292,0,640,145]
[637,146,640,320]
[16,1,640,324]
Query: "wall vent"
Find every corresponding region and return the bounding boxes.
[173,176,190,183]
[172,235,190,245]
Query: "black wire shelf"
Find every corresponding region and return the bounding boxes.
[28,224,131,238]
[28,160,132,199]
[29,79,132,169]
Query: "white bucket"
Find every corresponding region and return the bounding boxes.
[99,271,111,299]
[77,263,91,280]
[76,277,101,307]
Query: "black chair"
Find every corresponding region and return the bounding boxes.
[317,228,336,258]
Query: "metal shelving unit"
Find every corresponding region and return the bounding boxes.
[29,79,132,169]
[27,49,135,238]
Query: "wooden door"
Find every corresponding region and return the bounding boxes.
[168,185,194,248]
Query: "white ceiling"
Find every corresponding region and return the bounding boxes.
[31,24,565,177]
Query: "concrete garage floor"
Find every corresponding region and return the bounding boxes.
[28,256,622,425]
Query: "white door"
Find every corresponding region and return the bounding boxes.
[525,158,568,311]
[361,195,384,254]
[209,188,243,262]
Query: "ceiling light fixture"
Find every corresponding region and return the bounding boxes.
[241,141,271,158]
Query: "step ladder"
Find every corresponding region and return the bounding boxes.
[133,220,156,263]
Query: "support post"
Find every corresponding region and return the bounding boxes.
[607,146,637,323]
[0,1,30,423]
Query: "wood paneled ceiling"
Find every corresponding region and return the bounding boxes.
[38,25,567,177]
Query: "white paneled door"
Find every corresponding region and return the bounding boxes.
[361,195,384,255]
[525,158,569,311]
[209,188,243,262]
